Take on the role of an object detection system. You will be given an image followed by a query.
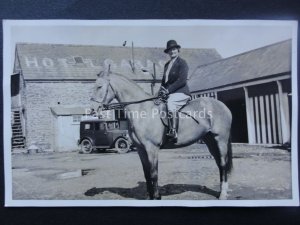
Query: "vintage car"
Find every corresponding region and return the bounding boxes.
[78,119,132,154]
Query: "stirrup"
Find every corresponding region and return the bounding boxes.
[167,129,178,142]
[166,128,174,136]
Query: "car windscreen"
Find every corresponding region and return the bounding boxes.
[106,121,118,130]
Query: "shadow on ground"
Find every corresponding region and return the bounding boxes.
[84,182,219,199]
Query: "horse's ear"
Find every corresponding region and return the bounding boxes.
[108,64,111,75]
[97,64,111,78]
[104,64,111,77]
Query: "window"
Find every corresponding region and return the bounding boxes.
[100,123,105,130]
[115,109,126,120]
[106,122,115,130]
[84,123,91,130]
[95,123,105,130]
[73,115,82,123]
[74,56,84,64]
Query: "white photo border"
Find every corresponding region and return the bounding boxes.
[3,19,299,207]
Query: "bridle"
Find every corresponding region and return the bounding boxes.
[90,76,198,123]
[90,82,111,104]
[90,78,167,111]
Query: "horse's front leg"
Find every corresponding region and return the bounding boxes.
[137,146,161,200]
[148,146,160,200]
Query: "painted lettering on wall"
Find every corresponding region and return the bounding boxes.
[22,56,165,71]
[24,56,39,68]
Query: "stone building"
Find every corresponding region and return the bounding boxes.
[11,43,221,151]
[188,40,292,145]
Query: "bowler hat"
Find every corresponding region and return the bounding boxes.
[164,40,181,53]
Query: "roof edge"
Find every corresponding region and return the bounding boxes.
[191,39,292,72]
[190,72,291,93]
[15,42,219,52]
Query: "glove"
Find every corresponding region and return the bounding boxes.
[158,86,168,95]
[158,86,169,101]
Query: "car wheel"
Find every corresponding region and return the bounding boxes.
[81,139,93,154]
[115,138,130,154]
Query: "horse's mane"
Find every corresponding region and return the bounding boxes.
[110,72,152,98]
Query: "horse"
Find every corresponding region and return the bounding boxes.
[90,71,233,200]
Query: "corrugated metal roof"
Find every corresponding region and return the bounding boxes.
[15,43,222,81]
[188,40,292,92]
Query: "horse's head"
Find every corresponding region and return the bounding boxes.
[90,70,116,112]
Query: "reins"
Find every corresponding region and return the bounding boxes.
[91,78,167,110]
[92,96,163,110]
[91,94,199,124]
[91,75,199,124]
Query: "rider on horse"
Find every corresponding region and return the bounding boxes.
[159,40,191,143]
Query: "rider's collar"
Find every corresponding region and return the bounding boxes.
[170,56,179,63]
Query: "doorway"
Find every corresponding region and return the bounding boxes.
[218,88,248,143]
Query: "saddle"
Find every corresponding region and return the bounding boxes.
[154,98,199,129]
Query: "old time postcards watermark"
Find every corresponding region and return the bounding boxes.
[85,108,213,120]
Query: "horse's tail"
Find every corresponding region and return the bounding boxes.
[226,135,233,174]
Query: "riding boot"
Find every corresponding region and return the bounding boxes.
[166,112,173,137]
[166,111,178,143]
[171,111,178,142]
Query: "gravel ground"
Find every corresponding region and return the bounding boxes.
[11,144,292,201]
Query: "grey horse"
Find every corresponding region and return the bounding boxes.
[90,71,233,200]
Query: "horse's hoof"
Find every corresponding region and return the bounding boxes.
[146,195,154,200]
[146,194,161,200]
[154,194,161,200]
[218,193,228,200]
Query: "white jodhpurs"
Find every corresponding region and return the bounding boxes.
[167,93,191,111]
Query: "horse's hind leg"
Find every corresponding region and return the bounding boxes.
[137,146,160,200]
[215,135,232,200]
[203,132,232,200]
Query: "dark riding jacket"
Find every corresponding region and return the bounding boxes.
[161,57,191,96]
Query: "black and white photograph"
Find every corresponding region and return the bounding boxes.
[3,19,299,207]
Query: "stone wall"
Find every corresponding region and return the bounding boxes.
[24,81,94,150]
[23,81,158,151]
